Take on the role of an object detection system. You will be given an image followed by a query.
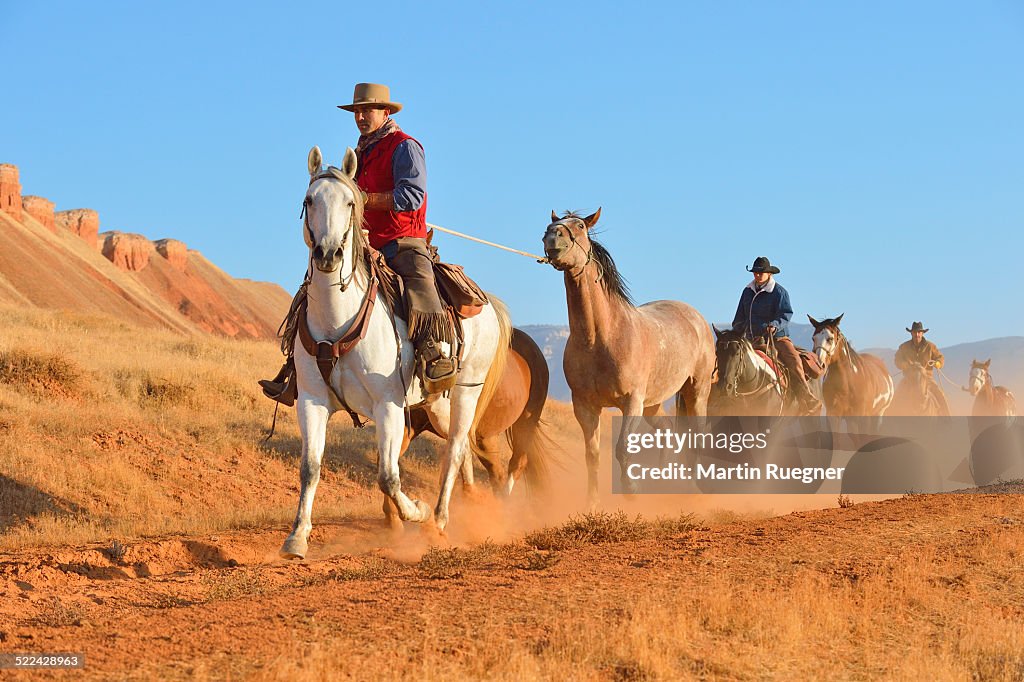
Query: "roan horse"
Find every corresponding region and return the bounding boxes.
[388,328,551,528]
[542,209,715,504]
[709,327,785,416]
[809,314,894,419]
[281,146,510,558]
[965,359,1016,418]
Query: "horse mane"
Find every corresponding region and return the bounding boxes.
[560,211,634,306]
[311,167,406,311]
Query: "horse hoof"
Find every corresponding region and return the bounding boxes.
[279,536,308,560]
[414,499,432,523]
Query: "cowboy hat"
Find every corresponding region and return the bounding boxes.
[906,321,929,333]
[337,83,402,113]
[746,256,780,274]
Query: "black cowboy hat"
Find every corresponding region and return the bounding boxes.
[746,256,780,274]
[906,321,929,333]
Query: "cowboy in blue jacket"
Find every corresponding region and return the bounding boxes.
[731,256,820,414]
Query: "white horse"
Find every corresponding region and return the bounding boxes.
[280,146,510,559]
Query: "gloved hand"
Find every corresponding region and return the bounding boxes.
[934,360,943,369]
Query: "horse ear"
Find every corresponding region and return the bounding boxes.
[712,324,722,338]
[835,313,844,326]
[307,146,322,178]
[551,210,559,223]
[984,359,991,368]
[341,147,358,179]
[807,315,820,328]
[583,207,602,230]
[426,228,434,245]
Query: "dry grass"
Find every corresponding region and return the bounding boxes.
[0,303,420,550]
[247,529,1024,681]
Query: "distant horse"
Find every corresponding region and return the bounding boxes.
[966,359,1016,418]
[542,209,715,504]
[809,314,894,418]
[891,361,946,416]
[708,327,785,416]
[280,146,510,559]
[386,328,552,527]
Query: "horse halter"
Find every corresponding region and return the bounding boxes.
[813,328,842,367]
[545,217,598,278]
[303,170,359,291]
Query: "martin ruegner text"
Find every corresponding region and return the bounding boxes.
[626,463,845,484]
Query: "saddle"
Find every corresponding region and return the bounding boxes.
[752,344,824,391]
[261,238,490,413]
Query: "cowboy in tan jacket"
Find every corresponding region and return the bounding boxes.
[894,321,949,415]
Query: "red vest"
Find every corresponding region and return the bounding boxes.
[356,131,427,249]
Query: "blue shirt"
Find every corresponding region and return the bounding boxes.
[362,137,427,212]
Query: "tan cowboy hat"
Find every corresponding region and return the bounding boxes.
[337,83,402,113]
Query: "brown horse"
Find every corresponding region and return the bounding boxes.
[542,209,715,504]
[891,361,947,416]
[808,315,894,418]
[966,359,1016,417]
[383,327,552,527]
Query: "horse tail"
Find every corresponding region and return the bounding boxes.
[504,328,553,493]
[471,295,512,440]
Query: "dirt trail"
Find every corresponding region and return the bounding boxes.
[2,488,1023,680]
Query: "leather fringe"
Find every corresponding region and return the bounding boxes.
[278,283,308,357]
[407,310,454,345]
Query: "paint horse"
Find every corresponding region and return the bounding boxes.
[388,328,552,528]
[542,209,715,505]
[965,359,1016,418]
[281,146,511,559]
[709,327,785,416]
[809,315,894,419]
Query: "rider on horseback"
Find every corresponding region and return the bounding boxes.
[731,256,821,415]
[894,321,949,415]
[261,83,457,403]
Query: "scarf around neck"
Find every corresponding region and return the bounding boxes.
[356,117,401,155]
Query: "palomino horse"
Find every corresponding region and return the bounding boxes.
[809,315,894,418]
[281,146,510,559]
[891,361,947,416]
[966,359,1016,417]
[542,210,715,504]
[709,327,785,416]
[386,328,551,528]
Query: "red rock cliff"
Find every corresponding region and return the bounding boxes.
[22,195,56,232]
[0,164,22,219]
[154,238,188,271]
[56,209,100,249]
[100,232,153,272]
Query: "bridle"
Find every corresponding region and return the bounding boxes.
[544,218,598,278]
[813,327,843,369]
[303,170,359,292]
[717,337,780,399]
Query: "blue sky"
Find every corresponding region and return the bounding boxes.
[2,1,1021,348]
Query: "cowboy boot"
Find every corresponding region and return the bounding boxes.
[419,340,457,394]
[793,378,822,416]
[258,359,297,407]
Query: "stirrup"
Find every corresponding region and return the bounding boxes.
[258,361,296,407]
[418,342,457,394]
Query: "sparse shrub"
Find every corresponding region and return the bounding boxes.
[526,511,654,551]
[838,494,854,508]
[106,539,127,563]
[203,568,266,601]
[418,546,469,579]
[35,597,84,627]
[0,348,84,398]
